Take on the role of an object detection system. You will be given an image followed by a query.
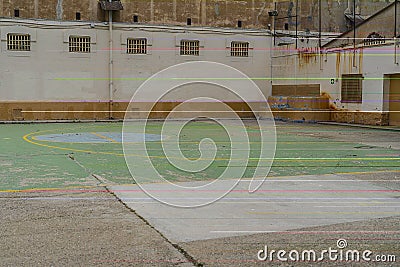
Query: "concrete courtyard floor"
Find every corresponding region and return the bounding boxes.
[1,176,398,266]
[112,171,400,243]
[0,121,399,266]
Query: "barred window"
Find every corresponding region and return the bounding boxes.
[180,40,199,56]
[69,36,91,53]
[127,38,147,54]
[341,74,363,103]
[7,33,31,51]
[363,32,386,46]
[231,41,249,57]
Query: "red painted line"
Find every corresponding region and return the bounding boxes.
[93,259,191,264]
[271,231,400,234]
[346,238,400,241]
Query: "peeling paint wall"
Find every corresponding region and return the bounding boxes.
[272,33,400,125]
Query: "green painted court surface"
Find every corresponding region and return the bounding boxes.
[1,121,399,191]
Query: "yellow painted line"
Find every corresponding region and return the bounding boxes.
[24,137,371,145]
[20,129,254,158]
[0,185,98,193]
[22,125,400,163]
[91,132,118,143]
[23,132,400,161]
[0,184,136,193]
[23,131,125,156]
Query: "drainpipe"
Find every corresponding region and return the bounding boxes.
[319,0,323,70]
[295,0,298,49]
[318,0,321,49]
[395,0,398,38]
[353,0,356,68]
[395,0,398,65]
[270,29,273,96]
[108,1,114,119]
[273,2,277,46]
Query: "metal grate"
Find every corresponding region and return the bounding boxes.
[127,38,147,54]
[7,33,31,51]
[69,36,91,53]
[363,32,386,46]
[363,38,386,46]
[341,74,363,103]
[180,40,199,56]
[230,41,249,57]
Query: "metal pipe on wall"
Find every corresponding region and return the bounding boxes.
[295,0,298,49]
[270,27,274,96]
[319,0,323,70]
[395,0,398,65]
[108,2,113,119]
[273,2,277,46]
[353,0,356,68]
[395,0,398,37]
[318,0,321,49]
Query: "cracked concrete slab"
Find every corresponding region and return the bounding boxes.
[0,190,194,267]
[111,172,400,243]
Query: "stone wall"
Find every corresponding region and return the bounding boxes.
[0,0,391,32]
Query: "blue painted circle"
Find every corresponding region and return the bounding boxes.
[34,132,162,143]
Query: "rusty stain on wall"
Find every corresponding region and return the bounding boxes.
[331,111,389,126]
[321,91,339,110]
[0,101,259,121]
[358,48,363,74]
[298,47,318,66]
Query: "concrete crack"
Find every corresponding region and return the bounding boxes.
[67,153,112,186]
[66,153,200,266]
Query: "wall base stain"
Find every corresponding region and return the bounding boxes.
[331,111,390,126]
[0,101,392,126]
[0,101,259,121]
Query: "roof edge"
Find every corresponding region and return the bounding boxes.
[323,1,396,48]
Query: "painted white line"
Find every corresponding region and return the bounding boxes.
[210,230,400,234]
[120,197,399,200]
[313,206,400,208]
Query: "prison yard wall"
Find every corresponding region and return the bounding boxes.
[2,16,399,126]
[0,18,270,121]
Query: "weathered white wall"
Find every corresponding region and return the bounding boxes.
[272,40,400,112]
[0,21,109,101]
[0,18,271,103]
